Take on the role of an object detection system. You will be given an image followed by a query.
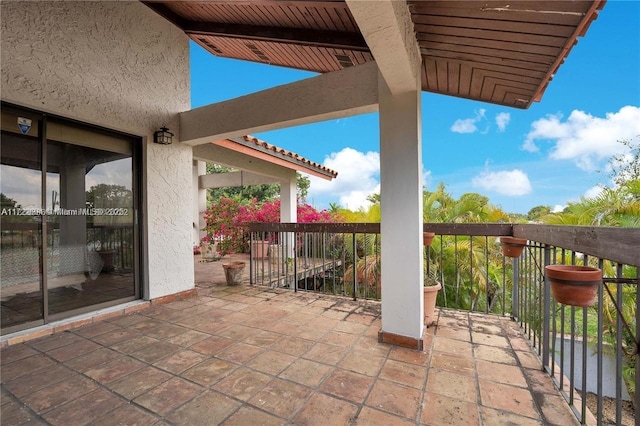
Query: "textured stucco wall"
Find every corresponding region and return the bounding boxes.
[1,1,194,299]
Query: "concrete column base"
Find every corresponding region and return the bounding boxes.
[378,329,425,351]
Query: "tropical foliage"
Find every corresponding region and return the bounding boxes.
[205,163,311,206]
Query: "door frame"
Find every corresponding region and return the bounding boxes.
[1,101,144,334]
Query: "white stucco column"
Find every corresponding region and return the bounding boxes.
[279,173,297,223]
[192,160,206,246]
[378,74,424,347]
[280,172,297,258]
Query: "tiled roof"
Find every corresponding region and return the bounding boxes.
[227,135,338,180]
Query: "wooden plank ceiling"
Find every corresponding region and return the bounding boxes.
[144,0,604,109]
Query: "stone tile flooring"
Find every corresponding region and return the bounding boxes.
[1,256,579,425]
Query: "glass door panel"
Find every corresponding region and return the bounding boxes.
[46,127,135,317]
[1,105,139,333]
[1,112,44,331]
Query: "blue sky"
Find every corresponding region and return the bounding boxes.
[191,1,640,214]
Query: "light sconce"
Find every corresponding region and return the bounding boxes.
[153,126,173,145]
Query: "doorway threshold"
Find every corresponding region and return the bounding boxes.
[1,300,150,347]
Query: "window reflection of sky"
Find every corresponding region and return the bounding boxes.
[1,158,132,210]
[0,165,41,209]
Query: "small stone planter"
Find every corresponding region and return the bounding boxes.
[222,262,245,286]
[500,236,527,258]
[546,265,602,307]
[200,243,218,260]
[423,232,435,247]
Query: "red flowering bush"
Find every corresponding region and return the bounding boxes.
[202,197,244,256]
[202,198,337,255]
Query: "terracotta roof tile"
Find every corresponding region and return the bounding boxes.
[236,135,338,179]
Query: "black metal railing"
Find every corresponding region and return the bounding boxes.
[248,222,639,425]
[513,224,639,426]
[248,223,380,299]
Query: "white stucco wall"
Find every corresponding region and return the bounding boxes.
[1,1,193,299]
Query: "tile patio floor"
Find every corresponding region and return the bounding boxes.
[1,255,579,425]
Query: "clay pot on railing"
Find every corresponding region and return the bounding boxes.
[423,232,435,247]
[500,236,527,258]
[545,265,602,307]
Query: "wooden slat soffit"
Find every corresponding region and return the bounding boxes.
[144,0,371,73]
[143,0,605,109]
[410,0,606,108]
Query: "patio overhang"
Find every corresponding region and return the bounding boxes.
[144,0,605,109]
[214,136,337,181]
[193,135,338,182]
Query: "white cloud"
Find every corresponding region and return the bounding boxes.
[584,185,605,199]
[495,112,511,132]
[307,147,380,210]
[451,118,478,134]
[552,204,566,213]
[471,169,532,196]
[451,109,487,134]
[522,106,640,171]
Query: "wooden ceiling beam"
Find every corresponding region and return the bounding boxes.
[143,2,186,27]
[184,21,369,52]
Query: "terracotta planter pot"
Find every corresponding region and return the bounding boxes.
[500,236,527,258]
[423,232,435,246]
[546,265,602,307]
[423,282,442,326]
[251,240,269,259]
[222,262,245,286]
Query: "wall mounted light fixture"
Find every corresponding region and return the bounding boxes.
[153,126,173,145]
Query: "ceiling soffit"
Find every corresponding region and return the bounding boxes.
[144,1,605,109]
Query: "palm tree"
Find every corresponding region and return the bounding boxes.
[542,181,640,227]
[423,184,511,311]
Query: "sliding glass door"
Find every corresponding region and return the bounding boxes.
[1,104,140,333]
[1,109,44,331]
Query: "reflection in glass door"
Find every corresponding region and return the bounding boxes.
[1,105,139,333]
[0,110,44,331]
[46,122,136,317]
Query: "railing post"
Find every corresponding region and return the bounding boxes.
[636,268,640,426]
[249,232,254,285]
[352,232,357,301]
[596,258,603,426]
[512,257,519,321]
[542,244,551,371]
[293,231,298,292]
